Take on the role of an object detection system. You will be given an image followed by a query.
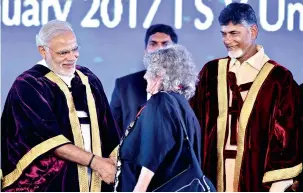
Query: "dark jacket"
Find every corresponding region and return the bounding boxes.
[110,70,147,132]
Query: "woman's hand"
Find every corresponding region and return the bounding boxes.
[90,156,116,184]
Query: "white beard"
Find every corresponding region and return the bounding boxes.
[228,49,244,59]
[47,59,76,77]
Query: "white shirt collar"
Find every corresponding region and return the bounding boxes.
[37,59,75,87]
[230,45,270,71]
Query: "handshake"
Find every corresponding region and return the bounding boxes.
[90,147,118,184]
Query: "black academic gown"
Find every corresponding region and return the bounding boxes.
[1,65,121,191]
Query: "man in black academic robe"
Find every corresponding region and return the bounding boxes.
[1,20,120,192]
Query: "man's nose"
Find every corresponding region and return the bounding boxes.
[155,44,163,50]
[223,34,233,45]
[66,51,79,60]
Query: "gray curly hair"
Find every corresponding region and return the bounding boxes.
[143,44,198,99]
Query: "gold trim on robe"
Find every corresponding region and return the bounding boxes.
[109,145,119,159]
[76,70,102,192]
[2,135,70,188]
[233,62,274,190]
[262,163,303,183]
[217,60,275,191]
[46,71,102,192]
[217,59,229,192]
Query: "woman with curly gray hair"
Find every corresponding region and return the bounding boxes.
[114,45,215,192]
[143,44,198,99]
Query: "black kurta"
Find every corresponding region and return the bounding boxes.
[116,92,202,191]
[1,65,121,191]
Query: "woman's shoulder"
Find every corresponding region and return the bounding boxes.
[148,92,175,105]
[143,92,177,115]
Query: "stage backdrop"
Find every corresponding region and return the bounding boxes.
[1,0,303,111]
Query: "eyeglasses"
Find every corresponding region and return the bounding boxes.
[44,45,80,58]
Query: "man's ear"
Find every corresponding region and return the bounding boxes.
[38,46,46,59]
[250,24,258,40]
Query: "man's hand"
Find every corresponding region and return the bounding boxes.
[54,144,117,184]
[90,156,116,184]
[270,179,293,192]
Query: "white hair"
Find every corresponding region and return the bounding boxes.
[36,20,74,46]
[144,44,199,99]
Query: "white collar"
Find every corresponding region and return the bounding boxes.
[37,59,75,87]
[229,45,270,71]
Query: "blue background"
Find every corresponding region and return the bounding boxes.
[1,0,303,110]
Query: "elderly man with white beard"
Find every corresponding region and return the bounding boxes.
[1,20,120,192]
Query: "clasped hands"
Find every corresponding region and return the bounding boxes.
[90,155,117,184]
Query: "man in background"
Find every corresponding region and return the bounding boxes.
[110,24,178,132]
